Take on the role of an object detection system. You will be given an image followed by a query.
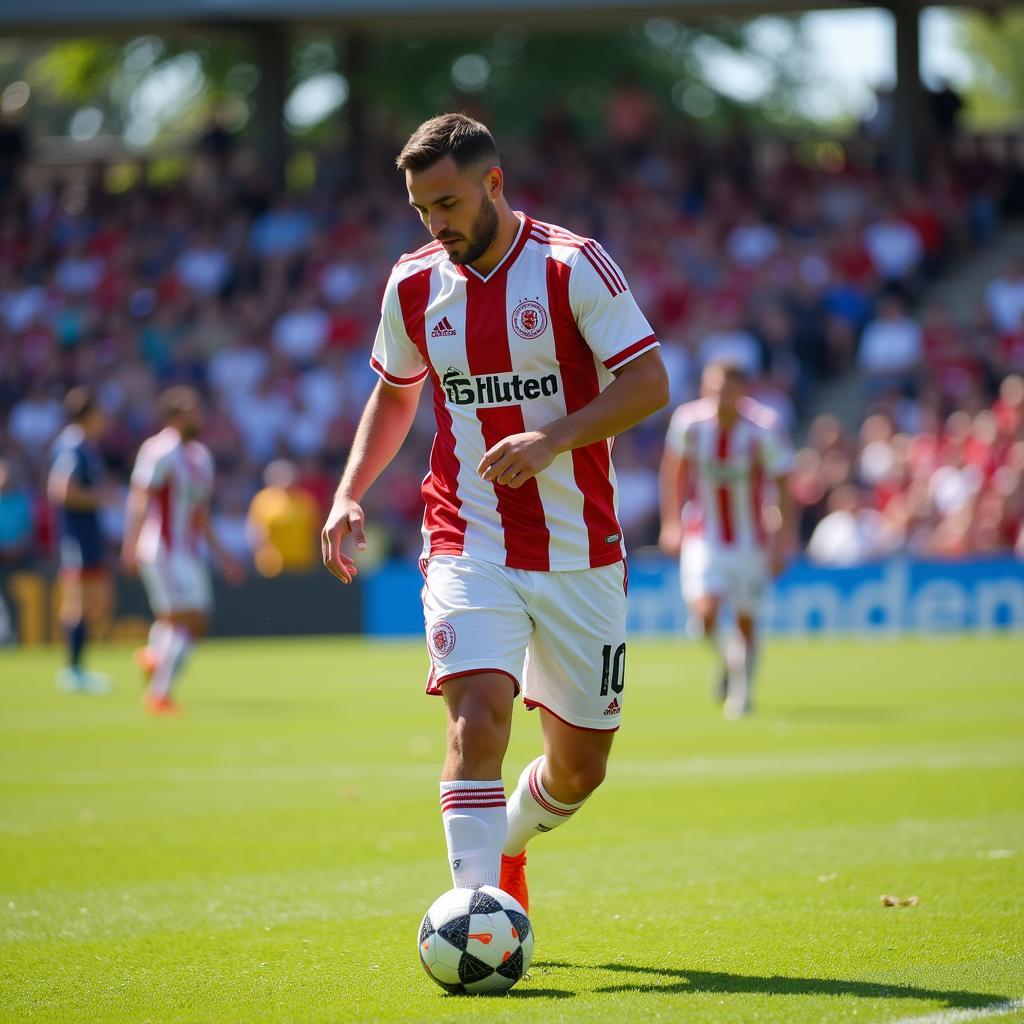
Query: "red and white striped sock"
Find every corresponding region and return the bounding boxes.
[439,780,506,888]
[503,756,586,857]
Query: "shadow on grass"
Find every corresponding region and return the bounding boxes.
[475,987,574,999]
[532,961,1007,1007]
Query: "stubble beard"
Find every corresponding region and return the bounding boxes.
[447,196,499,267]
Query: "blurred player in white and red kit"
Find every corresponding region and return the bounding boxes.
[121,387,243,715]
[321,114,668,911]
[659,362,795,718]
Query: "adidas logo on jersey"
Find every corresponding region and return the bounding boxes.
[431,316,457,338]
[442,366,559,407]
[603,698,621,716]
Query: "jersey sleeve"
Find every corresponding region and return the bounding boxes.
[130,443,169,491]
[49,447,82,485]
[664,408,693,458]
[569,242,658,372]
[762,421,795,477]
[369,272,429,387]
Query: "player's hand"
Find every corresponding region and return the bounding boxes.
[321,497,366,584]
[477,431,557,489]
[658,524,682,557]
[120,548,137,577]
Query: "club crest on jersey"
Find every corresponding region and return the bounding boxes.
[430,619,457,658]
[511,299,548,340]
[442,366,559,407]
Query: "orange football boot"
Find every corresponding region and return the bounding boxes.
[144,691,178,717]
[134,646,157,685]
[499,852,529,913]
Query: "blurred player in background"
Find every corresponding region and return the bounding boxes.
[321,113,668,911]
[659,362,794,718]
[47,387,112,694]
[121,387,243,715]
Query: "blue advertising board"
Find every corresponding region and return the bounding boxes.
[362,556,1024,637]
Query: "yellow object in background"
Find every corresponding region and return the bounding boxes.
[248,482,319,577]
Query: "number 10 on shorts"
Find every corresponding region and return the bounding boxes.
[600,643,626,696]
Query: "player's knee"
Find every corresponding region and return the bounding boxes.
[446,721,505,778]
[444,685,511,773]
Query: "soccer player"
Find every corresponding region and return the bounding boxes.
[321,114,668,912]
[658,361,795,718]
[121,387,242,715]
[48,387,113,694]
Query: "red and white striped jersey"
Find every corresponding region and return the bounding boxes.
[664,397,794,550]
[130,427,214,562]
[371,214,658,571]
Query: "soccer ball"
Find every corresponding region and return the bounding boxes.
[418,884,534,994]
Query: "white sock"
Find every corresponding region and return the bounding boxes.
[503,756,587,857]
[745,640,758,692]
[726,631,747,692]
[439,780,506,888]
[148,620,170,654]
[150,626,193,699]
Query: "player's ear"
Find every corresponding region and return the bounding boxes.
[484,165,503,201]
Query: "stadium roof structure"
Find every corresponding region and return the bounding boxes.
[0,0,1017,29]
[3,0,1021,180]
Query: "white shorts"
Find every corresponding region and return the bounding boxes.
[681,540,766,615]
[422,555,628,732]
[139,554,213,616]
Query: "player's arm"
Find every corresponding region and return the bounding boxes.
[322,378,424,584]
[120,483,149,576]
[658,448,688,558]
[479,350,669,488]
[47,453,104,511]
[768,473,795,577]
[196,504,245,584]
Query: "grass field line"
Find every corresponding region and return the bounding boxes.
[2,741,1022,789]
[884,997,1024,1024]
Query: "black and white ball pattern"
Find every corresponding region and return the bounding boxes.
[418,885,534,994]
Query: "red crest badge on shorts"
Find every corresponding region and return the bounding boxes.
[430,620,457,658]
[511,299,548,340]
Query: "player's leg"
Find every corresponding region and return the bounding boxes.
[140,556,210,712]
[503,712,615,855]
[77,570,113,691]
[439,673,516,888]
[723,613,757,719]
[689,593,728,700]
[423,556,530,890]
[56,568,87,690]
[502,562,625,909]
[147,608,207,709]
[56,561,110,694]
[682,541,729,699]
[723,553,767,719]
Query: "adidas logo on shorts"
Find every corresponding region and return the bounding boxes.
[603,698,621,716]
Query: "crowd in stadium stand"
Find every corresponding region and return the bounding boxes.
[1,109,1024,572]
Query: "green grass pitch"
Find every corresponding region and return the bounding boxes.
[1,633,1023,1023]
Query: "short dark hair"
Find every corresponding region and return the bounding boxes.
[159,385,201,423]
[704,360,748,385]
[396,113,499,174]
[64,386,96,422]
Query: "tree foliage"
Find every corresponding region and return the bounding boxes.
[9,17,814,155]
[956,9,1024,129]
